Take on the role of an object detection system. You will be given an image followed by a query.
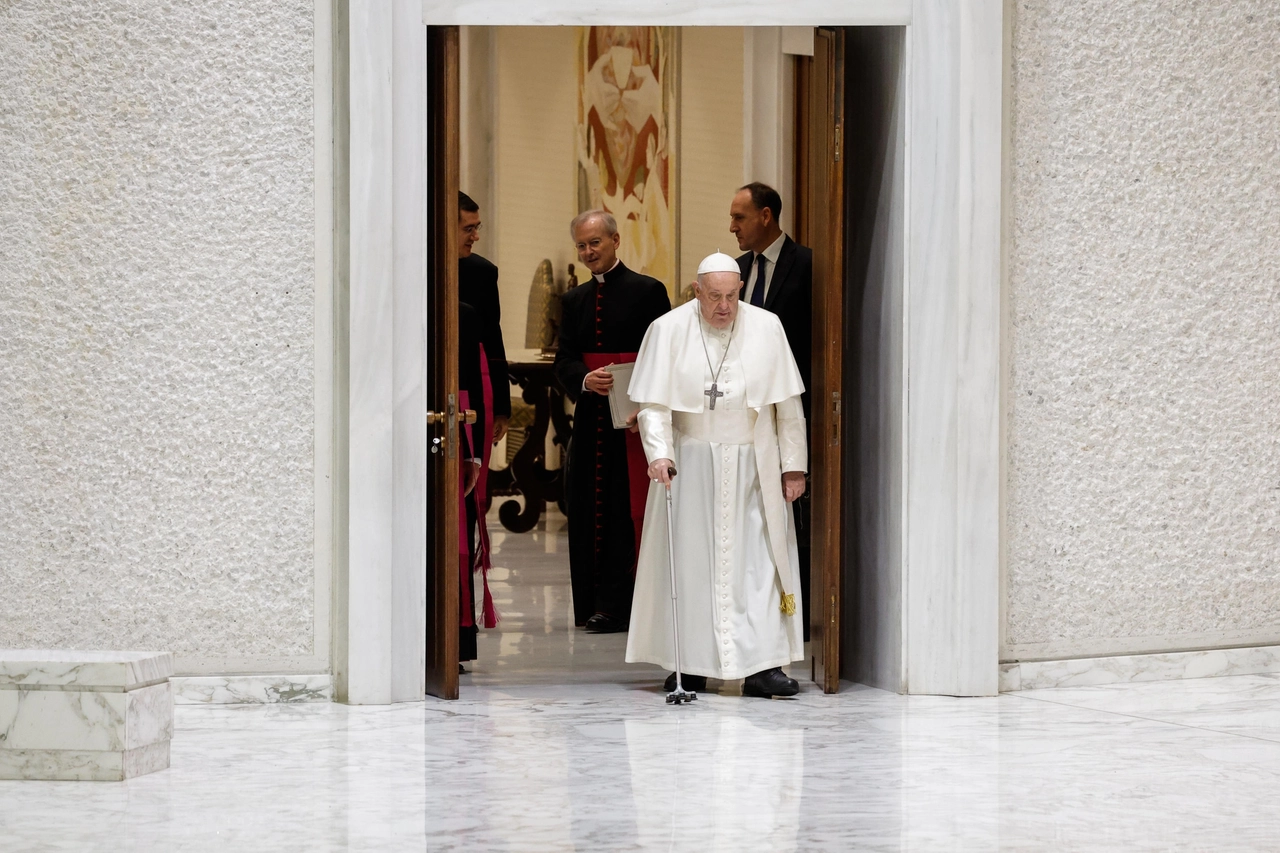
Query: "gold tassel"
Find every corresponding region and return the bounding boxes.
[779,593,796,616]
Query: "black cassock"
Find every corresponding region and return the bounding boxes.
[458,302,487,662]
[555,262,670,626]
[459,253,511,419]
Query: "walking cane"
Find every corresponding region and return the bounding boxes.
[664,465,697,705]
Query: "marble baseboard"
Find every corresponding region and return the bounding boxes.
[172,675,332,705]
[1001,644,1280,692]
[0,740,170,782]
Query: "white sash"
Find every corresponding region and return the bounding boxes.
[671,405,794,613]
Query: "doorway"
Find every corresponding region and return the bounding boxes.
[336,3,1002,704]
[421,24,906,699]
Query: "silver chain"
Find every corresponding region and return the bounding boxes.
[697,314,736,388]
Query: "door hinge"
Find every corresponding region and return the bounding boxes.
[831,391,841,446]
[831,593,837,625]
[834,124,842,163]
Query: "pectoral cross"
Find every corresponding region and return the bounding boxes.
[704,383,724,410]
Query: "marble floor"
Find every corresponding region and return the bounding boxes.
[4,509,1280,851]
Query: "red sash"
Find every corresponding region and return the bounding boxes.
[457,346,499,631]
[475,344,497,628]
[458,389,475,629]
[582,352,647,566]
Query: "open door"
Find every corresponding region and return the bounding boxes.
[796,27,845,694]
[425,25,461,700]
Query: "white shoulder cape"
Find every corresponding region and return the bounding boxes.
[628,301,805,412]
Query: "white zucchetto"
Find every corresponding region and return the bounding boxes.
[696,251,740,276]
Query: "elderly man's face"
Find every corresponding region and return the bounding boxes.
[572,217,621,276]
[695,272,741,329]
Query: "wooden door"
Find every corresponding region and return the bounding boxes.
[796,28,845,694]
[425,25,461,700]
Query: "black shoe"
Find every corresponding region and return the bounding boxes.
[663,672,708,692]
[584,612,629,633]
[742,667,799,698]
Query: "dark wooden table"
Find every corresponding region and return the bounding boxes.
[486,353,572,532]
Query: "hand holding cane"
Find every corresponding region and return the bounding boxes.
[664,465,697,705]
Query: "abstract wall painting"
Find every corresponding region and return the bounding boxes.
[576,26,678,295]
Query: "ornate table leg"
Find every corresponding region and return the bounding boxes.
[497,369,567,533]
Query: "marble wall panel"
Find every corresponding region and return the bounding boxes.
[1006,0,1280,659]
[0,0,320,673]
[902,0,1003,695]
[340,0,432,703]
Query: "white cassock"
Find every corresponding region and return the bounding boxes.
[625,300,807,679]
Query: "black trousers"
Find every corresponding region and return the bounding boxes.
[565,418,638,625]
[459,489,479,662]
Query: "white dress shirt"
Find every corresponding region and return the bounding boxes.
[743,232,788,306]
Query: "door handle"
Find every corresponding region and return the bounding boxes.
[429,408,474,425]
[427,393,459,458]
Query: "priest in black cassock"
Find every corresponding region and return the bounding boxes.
[458,192,511,444]
[458,302,487,669]
[555,210,671,633]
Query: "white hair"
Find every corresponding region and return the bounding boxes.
[569,209,618,240]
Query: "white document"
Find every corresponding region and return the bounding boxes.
[605,362,640,429]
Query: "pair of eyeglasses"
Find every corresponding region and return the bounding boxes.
[462,224,483,236]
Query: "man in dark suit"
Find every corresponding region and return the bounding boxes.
[458,192,511,444]
[730,181,815,640]
[730,182,813,410]
[555,210,670,634]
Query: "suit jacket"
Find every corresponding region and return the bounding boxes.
[458,253,511,417]
[737,236,813,411]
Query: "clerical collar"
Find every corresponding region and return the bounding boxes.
[754,231,787,266]
[592,259,622,283]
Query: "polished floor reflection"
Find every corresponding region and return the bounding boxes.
[4,510,1280,850]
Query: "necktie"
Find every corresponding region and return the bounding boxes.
[750,253,768,307]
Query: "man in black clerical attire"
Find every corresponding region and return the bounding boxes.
[555,210,670,634]
[730,181,815,639]
[458,302,486,668]
[458,192,511,445]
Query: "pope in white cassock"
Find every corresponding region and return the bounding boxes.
[625,251,808,698]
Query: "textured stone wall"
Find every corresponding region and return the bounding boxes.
[0,2,317,669]
[1006,1,1280,657]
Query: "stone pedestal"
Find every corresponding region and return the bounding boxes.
[0,650,174,781]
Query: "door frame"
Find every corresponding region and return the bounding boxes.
[795,27,846,693]
[331,0,1003,700]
